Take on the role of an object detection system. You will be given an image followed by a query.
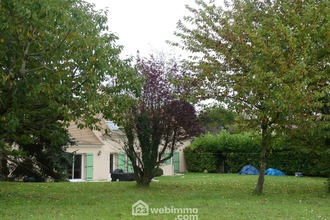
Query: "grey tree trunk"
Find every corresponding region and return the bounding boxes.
[254,121,269,194]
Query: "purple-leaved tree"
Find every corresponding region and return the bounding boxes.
[107,52,202,187]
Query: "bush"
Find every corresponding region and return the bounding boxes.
[226,151,329,176]
[184,146,219,173]
[190,131,260,153]
[226,152,260,173]
[185,132,259,173]
[153,167,163,177]
[185,132,329,176]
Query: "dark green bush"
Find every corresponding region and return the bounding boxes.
[226,152,259,173]
[185,132,329,177]
[153,167,163,177]
[184,147,218,173]
[190,131,260,153]
[185,132,259,173]
[225,150,329,176]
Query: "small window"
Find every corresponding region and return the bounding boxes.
[106,121,119,131]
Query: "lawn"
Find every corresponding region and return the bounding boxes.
[0,173,329,219]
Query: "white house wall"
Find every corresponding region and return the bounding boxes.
[67,121,192,181]
[67,145,111,181]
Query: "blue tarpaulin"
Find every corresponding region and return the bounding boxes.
[265,168,285,176]
[238,165,260,175]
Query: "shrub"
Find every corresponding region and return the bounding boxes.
[184,146,218,173]
[226,151,329,176]
[185,132,329,176]
[185,132,259,173]
[226,153,260,173]
[153,167,164,177]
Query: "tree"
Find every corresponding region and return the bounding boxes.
[198,106,237,134]
[9,121,75,181]
[104,53,202,187]
[0,0,133,180]
[171,0,329,194]
[282,101,329,192]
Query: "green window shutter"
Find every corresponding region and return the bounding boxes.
[173,152,179,173]
[117,153,126,171]
[127,157,133,173]
[86,153,93,180]
[164,152,171,164]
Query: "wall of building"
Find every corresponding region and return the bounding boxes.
[67,144,111,181]
[67,125,192,181]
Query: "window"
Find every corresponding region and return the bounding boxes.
[67,155,83,180]
[110,153,115,173]
[106,121,119,131]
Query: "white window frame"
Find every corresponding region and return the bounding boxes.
[70,154,84,182]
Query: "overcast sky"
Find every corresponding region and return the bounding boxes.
[86,0,224,59]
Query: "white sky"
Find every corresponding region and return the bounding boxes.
[86,0,224,59]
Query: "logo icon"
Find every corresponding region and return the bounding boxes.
[132,200,149,216]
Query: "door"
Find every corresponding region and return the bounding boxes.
[68,155,83,180]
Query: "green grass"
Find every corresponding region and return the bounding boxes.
[0,173,329,219]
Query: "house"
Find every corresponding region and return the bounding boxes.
[66,120,190,181]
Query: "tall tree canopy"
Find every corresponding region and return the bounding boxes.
[0,0,133,180]
[198,106,237,134]
[172,0,329,193]
[104,53,202,187]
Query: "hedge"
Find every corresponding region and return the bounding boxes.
[184,132,329,177]
[226,151,329,176]
[184,146,219,173]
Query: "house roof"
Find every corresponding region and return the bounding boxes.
[68,123,104,145]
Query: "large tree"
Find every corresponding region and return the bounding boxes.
[198,106,237,134]
[0,0,132,180]
[171,0,329,194]
[104,53,201,187]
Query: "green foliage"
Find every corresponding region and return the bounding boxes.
[226,153,260,174]
[185,132,329,176]
[184,146,218,173]
[198,106,237,134]
[172,0,329,194]
[8,121,75,181]
[153,167,164,177]
[105,53,201,187]
[189,131,260,153]
[227,151,329,177]
[185,131,259,173]
[0,0,133,180]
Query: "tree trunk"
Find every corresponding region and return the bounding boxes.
[254,145,267,194]
[136,173,152,187]
[218,153,225,173]
[136,178,151,187]
[134,166,153,187]
[254,121,269,195]
[0,150,9,180]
